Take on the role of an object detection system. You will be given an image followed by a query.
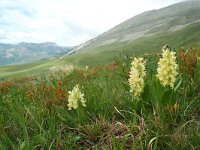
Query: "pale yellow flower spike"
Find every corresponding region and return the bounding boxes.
[157,47,179,88]
[128,57,146,98]
[67,84,86,110]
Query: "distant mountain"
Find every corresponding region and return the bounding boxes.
[68,0,200,54]
[0,42,73,66]
[1,0,200,79]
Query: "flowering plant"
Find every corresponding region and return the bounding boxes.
[67,84,86,110]
[128,57,146,98]
[157,46,179,88]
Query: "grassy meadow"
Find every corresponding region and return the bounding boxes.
[0,46,200,149]
[1,22,200,80]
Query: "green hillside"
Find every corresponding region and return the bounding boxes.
[1,21,200,80]
[1,0,200,79]
[77,0,200,50]
[1,1,200,148]
[0,48,200,149]
[72,21,200,66]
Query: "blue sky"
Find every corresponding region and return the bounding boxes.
[0,0,184,46]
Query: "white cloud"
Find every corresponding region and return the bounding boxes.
[0,0,184,46]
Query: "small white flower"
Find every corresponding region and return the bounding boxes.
[157,47,179,88]
[85,66,89,70]
[67,84,86,110]
[128,57,146,98]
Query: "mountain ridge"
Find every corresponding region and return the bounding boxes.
[1,0,200,79]
[0,42,73,66]
[67,0,200,54]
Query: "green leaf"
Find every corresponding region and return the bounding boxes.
[32,135,47,144]
[149,77,163,107]
[155,78,164,99]
[174,79,182,93]
[142,83,149,102]
[161,89,175,106]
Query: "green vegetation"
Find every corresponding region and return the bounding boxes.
[1,0,200,79]
[0,1,200,149]
[1,22,200,80]
[0,47,200,149]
